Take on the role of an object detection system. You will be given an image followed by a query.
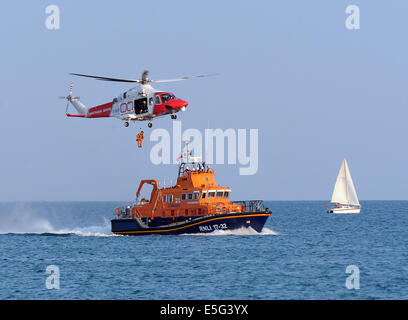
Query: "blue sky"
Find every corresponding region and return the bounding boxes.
[1,1,407,201]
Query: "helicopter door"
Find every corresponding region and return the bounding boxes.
[147,95,154,114]
[134,98,148,115]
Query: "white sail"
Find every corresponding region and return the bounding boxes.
[331,158,360,206]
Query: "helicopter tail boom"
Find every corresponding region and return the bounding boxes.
[69,98,87,115]
[87,102,114,118]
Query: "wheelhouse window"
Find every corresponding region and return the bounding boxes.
[216,191,224,198]
[163,195,167,203]
[208,191,215,199]
[181,193,187,201]
[188,193,193,200]
[201,192,207,199]
[169,194,173,203]
[194,191,200,200]
[161,93,176,103]
[223,191,230,198]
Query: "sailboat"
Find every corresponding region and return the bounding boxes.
[328,158,361,214]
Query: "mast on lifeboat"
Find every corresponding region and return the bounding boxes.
[177,141,207,177]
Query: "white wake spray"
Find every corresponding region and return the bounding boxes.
[54,218,114,237]
[0,203,113,237]
[180,226,279,237]
[0,203,54,234]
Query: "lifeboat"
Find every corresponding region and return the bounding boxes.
[111,153,271,236]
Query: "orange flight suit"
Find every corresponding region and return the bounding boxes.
[136,131,145,147]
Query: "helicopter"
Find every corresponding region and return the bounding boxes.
[59,70,216,128]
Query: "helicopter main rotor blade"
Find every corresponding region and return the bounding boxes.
[70,72,218,84]
[151,73,219,83]
[70,73,141,83]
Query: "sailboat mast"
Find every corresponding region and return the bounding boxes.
[344,158,349,205]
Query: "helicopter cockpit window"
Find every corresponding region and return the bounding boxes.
[149,97,153,105]
[161,93,175,103]
[155,96,161,105]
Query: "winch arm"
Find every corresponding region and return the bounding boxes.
[136,180,159,200]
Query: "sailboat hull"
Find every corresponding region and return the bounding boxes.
[328,207,360,214]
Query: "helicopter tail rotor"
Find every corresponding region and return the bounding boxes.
[59,82,80,114]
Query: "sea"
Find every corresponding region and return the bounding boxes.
[0,201,407,300]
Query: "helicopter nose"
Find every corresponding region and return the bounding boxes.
[179,100,188,108]
[175,99,188,110]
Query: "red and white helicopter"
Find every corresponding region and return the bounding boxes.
[60,70,215,128]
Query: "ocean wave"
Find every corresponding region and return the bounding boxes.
[50,219,115,237]
[180,226,279,237]
[2,228,115,237]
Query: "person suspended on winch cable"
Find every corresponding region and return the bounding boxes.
[136,130,145,148]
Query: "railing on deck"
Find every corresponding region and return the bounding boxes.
[114,200,268,219]
[206,202,231,215]
[232,200,266,213]
[206,200,267,215]
[114,206,131,219]
[114,206,143,219]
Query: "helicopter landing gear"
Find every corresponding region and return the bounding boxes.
[148,122,153,128]
[171,114,177,119]
[124,121,129,127]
